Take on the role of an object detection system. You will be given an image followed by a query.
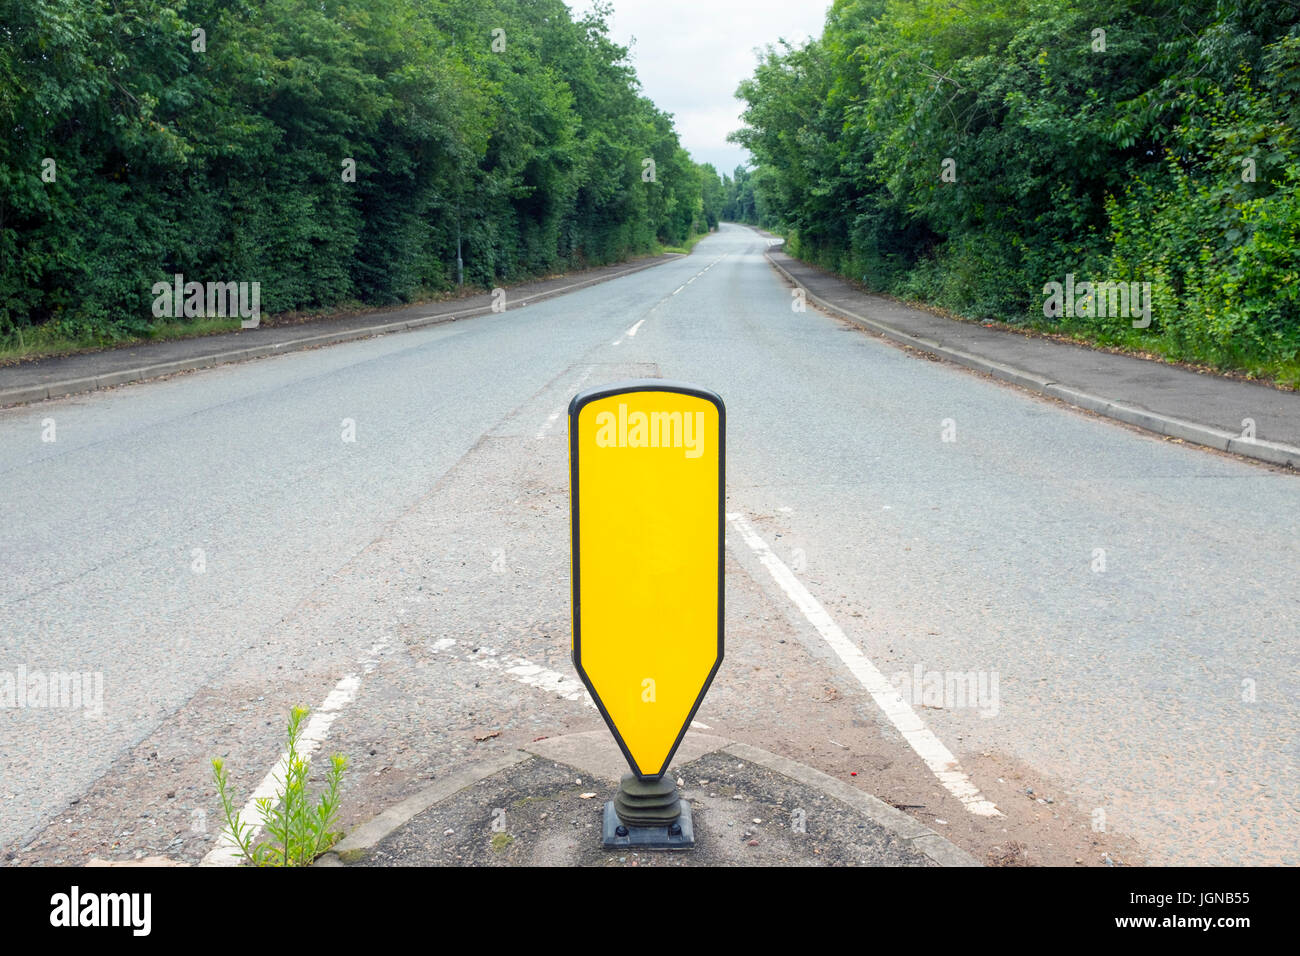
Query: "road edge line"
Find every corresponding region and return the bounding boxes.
[726,510,1002,819]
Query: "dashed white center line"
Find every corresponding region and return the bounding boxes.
[665,253,728,300]
[726,511,1002,817]
[626,319,645,337]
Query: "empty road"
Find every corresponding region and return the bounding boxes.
[1,223,1296,866]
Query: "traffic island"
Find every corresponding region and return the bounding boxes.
[318,731,978,867]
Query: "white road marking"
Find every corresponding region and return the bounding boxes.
[726,511,1002,817]
[667,254,726,298]
[536,407,565,440]
[501,660,592,703]
[536,366,594,440]
[434,641,593,706]
[626,319,645,337]
[201,640,391,865]
[432,641,712,732]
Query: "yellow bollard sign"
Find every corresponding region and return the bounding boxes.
[569,381,724,779]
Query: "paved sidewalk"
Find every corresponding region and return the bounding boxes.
[316,732,977,867]
[767,248,1300,469]
[0,253,679,408]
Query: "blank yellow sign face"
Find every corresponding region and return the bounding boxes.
[569,381,724,779]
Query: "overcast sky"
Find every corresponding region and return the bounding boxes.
[569,0,831,175]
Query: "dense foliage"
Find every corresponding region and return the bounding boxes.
[0,0,727,343]
[732,1,1300,381]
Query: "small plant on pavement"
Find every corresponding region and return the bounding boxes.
[211,705,348,866]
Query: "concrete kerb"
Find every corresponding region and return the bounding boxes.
[317,732,979,867]
[765,251,1300,470]
[0,254,681,408]
[322,750,533,865]
[719,742,979,867]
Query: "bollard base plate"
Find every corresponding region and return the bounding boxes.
[601,799,695,850]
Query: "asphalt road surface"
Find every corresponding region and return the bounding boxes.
[1,224,1296,866]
